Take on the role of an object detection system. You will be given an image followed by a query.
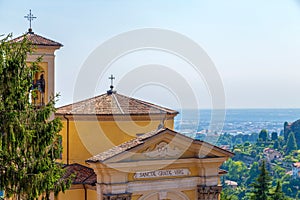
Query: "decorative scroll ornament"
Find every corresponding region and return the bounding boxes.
[197,185,222,200]
[143,142,181,158]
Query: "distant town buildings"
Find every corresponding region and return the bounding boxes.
[292,162,300,179]
[263,148,282,162]
[225,180,238,189]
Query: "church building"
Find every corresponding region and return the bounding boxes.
[13,18,233,200]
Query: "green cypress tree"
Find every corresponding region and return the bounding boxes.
[249,160,272,200]
[259,129,268,142]
[273,140,280,149]
[271,181,288,200]
[286,132,298,154]
[0,34,70,199]
[271,132,278,141]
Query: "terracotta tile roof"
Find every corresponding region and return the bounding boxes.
[293,162,300,168]
[218,169,227,175]
[56,93,178,115]
[12,31,62,47]
[86,128,166,162]
[86,128,234,163]
[286,171,293,175]
[219,145,230,151]
[63,163,96,185]
[225,180,238,186]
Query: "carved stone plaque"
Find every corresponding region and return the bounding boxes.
[134,168,190,179]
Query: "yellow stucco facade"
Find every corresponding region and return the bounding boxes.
[56,186,97,200]
[57,116,175,166]
[86,129,233,200]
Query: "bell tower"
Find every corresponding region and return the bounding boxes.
[13,10,62,106]
[25,32,62,105]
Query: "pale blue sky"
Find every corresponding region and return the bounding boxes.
[1,0,300,109]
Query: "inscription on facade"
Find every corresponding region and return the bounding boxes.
[134,168,190,179]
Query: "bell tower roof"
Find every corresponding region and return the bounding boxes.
[13,9,63,48]
[12,31,63,48]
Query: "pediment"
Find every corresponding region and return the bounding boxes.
[87,128,233,165]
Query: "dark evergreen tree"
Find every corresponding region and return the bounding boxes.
[286,132,297,154]
[271,132,278,141]
[0,34,70,199]
[271,181,288,200]
[249,160,272,200]
[284,120,300,146]
[250,132,259,142]
[284,121,290,141]
[290,120,300,147]
[259,129,268,142]
[273,140,280,149]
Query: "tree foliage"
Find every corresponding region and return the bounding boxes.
[271,132,278,141]
[271,181,288,200]
[284,121,289,141]
[221,125,300,199]
[222,159,248,182]
[220,188,238,200]
[0,34,70,199]
[259,129,268,142]
[249,160,272,200]
[246,161,259,185]
[284,120,300,147]
[286,132,297,154]
[273,140,280,149]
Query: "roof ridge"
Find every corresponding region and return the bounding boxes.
[115,93,178,114]
[27,32,63,46]
[12,32,63,47]
[112,94,124,114]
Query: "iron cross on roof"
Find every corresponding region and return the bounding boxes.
[24,9,36,32]
[107,74,116,95]
[109,74,115,88]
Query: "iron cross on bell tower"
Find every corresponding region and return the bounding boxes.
[24,9,36,33]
